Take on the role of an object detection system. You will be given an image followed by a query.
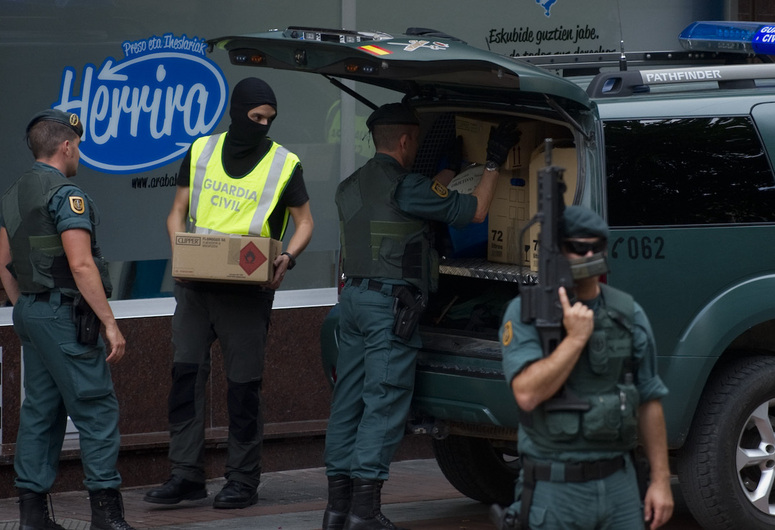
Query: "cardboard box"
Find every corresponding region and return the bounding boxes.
[487,169,532,265]
[172,232,282,284]
[527,146,579,270]
[453,115,575,266]
[456,116,537,171]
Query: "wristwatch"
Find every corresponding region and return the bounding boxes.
[485,160,499,172]
[281,251,296,270]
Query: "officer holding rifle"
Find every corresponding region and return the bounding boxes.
[495,149,673,529]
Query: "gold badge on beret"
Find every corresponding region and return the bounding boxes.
[69,196,85,214]
[431,179,449,198]
[69,114,80,128]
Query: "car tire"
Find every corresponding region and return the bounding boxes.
[431,434,519,506]
[677,354,775,530]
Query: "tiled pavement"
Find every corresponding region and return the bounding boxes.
[0,459,491,530]
[0,458,702,530]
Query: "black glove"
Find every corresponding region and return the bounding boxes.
[486,121,522,167]
[442,135,463,173]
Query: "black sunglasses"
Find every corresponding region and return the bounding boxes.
[562,239,607,255]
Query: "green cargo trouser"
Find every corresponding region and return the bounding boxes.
[168,284,273,487]
[13,291,121,492]
[324,280,421,480]
[515,456,644,530]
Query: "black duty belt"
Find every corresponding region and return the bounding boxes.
[523,455,626,483]
[33,291,75,305]
[349,278,409,297]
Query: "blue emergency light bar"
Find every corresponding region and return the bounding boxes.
[680,21,775,54]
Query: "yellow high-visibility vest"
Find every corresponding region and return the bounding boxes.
[188,133,299,238]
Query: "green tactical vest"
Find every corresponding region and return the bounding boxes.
[336,156,432,295]
[522,284,639,453]
[1,166,108,295]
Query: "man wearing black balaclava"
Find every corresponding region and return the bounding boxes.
[144,77,314,509]
[224,77,279,166]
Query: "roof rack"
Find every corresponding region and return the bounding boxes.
[516,50,767,77]
[586,63,775,98]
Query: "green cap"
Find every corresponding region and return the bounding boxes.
[26,109,83,138]
[562,205,609,240]
[366,103,419,131]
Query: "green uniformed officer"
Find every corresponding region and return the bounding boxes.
[323,103,521,530]
[0,109,134,529]
[497,206,674,530]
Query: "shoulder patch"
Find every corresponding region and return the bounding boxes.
[68,196,86,215]
[431,179,449,198]
[502,320,513,347]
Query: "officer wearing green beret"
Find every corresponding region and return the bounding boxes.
[0,109,134,529]
[497,206,674,529]
[323,102,521,530]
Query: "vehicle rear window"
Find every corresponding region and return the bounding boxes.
[605,117,775,226]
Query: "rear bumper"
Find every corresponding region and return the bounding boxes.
[320,307,520,432]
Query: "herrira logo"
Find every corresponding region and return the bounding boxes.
[52,33,227,174]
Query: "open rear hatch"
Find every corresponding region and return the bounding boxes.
[208,26,593,111]
[208,26,593,339]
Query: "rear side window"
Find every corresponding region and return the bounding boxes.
[605,117,775,227]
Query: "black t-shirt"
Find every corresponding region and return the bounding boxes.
[176,135,309,239]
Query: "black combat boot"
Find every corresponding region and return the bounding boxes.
[18,489,66,530]
[322,474,352,530]
[212,480,258,509]
[143,475,207,504]
[343,478,408,530]
[489,503,519,530]
[90,488,135,530]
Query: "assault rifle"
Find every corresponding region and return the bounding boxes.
[519,139,589,412]
[520,139,574,354]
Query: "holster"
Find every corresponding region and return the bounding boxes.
[391,286,426,341]
[72,295,100,346]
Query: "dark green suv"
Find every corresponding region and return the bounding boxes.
[210,21,775,530]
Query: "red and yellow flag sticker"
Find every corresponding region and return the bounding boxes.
[359,45,392,56]
[431,180,449,198]
[502,321,513,346]
[69,196,85,214]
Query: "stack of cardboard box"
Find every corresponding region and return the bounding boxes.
[454,115,577,270]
